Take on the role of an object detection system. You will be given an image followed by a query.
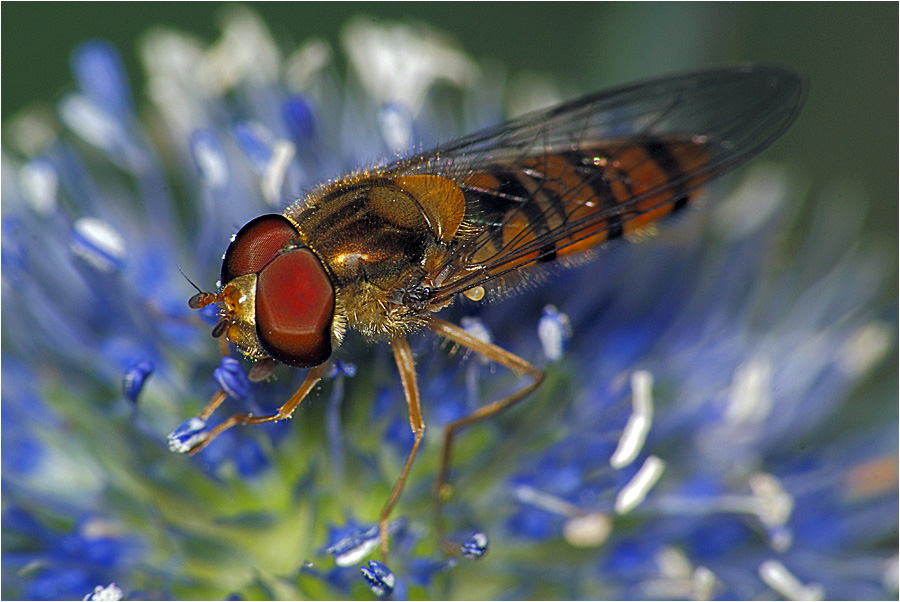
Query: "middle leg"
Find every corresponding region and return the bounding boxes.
[379,335,426,557]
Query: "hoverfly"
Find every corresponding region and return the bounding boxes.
[179,66,804,555]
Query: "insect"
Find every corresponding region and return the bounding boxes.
[177,66,804,555]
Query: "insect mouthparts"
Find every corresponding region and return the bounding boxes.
[211,317,229,338]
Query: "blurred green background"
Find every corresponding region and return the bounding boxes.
[3,3,897,252]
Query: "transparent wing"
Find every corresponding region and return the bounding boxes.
[389,66,803,181]
[388,66,805,305]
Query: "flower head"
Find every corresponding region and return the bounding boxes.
[3,7,896,600]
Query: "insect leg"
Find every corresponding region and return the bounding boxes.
[426,316,545,537]
[197,389,227,421]
[188,343,239,423]
[186,363,329,454]
[380,335,426,558]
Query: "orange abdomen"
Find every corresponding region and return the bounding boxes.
[460,138,711,271]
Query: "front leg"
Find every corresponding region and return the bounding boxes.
[179,363,328,454]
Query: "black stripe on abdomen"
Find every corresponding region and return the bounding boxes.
[559,150,625,242]
[495,169,558,262]
[642,140,690,212]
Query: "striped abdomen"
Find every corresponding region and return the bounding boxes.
[459,137,712,273]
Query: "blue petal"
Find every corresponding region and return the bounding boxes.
[168,418,208,453]
[460,532,489,559]
[69,218,126,273]
[324,522,380,566]
[232,122,273,174]
[361,560,395,598]
[121,358,154,404]
[282,95,317,141]
[325,359,357,379]
[72,40,133,116]
[214,356,251,401]
[190,129,230,190]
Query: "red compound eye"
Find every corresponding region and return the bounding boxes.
[222,214,299,283]
[255,247,334,367]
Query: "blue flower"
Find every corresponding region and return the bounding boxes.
[360,560,396,598]
[489,168,898,598]
[3,6,895,601]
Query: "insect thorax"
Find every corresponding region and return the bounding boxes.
[285,176,456,340]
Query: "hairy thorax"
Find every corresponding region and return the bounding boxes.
[285,172,465,341]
